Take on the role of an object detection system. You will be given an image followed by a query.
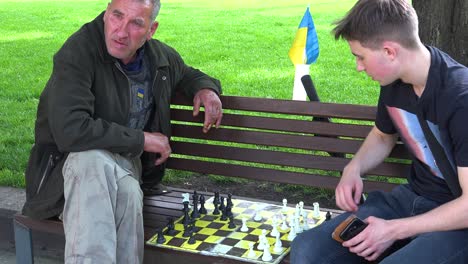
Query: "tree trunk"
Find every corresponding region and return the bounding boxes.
[413,0,468,66]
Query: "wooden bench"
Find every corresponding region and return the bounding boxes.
[13,94,411,263]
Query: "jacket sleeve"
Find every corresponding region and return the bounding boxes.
[46,33,144,157]
[163,45,222,97]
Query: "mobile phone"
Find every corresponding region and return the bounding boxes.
[332,214,368,243]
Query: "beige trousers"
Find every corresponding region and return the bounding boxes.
[62,150,143,264]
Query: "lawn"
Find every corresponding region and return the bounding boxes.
[0,0,379,187]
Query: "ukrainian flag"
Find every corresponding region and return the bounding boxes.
[288,7,319,65]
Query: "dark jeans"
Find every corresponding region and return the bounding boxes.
[290,185,468,264]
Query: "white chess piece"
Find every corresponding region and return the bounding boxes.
[261,240,272,262]
[295,216,303,233]
[181,193,191,209]
[241,217,249,232]
[313,202,321,219]
[302,215,310,231]
[248,242,256,258]
[281,198,288,213]
[273,233,283,253]
[254,204,263,221]
[270,217,279,237]
[280,217,289,231]
[288,221,297,240]
[257,233,266,250]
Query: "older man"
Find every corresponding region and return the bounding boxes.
[22,0,222,262]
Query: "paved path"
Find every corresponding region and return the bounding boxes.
[0,186,63,263]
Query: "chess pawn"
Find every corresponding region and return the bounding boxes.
[273,233,283,253]
[313,202,321,219]
[295,216,303,233]
[253,209,262,222]
[280,218,289,231]
[247,242,256,258]
[261,240,273,262]
[281,198,288,213]
[240,217,249,232]
[288,221,297,240]
[270,218,279,237]
[257,234,266,250]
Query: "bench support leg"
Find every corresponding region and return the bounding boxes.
[13,219,34,264]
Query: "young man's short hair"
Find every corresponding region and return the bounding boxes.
[332,0,419,50]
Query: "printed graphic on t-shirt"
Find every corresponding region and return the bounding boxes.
[386,106,444,179]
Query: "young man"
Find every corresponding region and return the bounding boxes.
[21,0,222,262]
[291,0,468,263]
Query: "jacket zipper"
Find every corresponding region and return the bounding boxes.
[115,62,132,122]
[36,154,54,195]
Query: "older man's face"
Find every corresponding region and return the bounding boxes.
[103,0,158,64]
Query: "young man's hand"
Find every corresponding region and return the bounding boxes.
[193,89,223,133]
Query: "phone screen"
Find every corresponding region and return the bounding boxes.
[339,217,367,241]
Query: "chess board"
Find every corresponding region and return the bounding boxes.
[146,197,326,264]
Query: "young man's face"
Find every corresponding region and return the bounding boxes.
[348,40,398,86]
[103,0,158,64]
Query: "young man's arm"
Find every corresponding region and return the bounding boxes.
[344,167,468,261]
[336,126,398,212]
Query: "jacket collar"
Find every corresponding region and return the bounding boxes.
[93,12,169,69]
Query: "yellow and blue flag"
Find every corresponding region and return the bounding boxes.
[288,7,319,65]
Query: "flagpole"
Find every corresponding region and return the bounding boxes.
[292,64,310,101]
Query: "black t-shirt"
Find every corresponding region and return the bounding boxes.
[376,46,468,203]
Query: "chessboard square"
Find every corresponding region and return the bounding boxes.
[165,237,186,247]
[232,239,252,249]
[195,242,218,252]
[242,209,255,215]
[220,237,240,247]
[236,202,251,208]
[193,233,209,241]
[212,244,232,254]
[199,215,218,222]
[213,230,231,237]
[206,222,224,229]
[249,229,263,236]
[257,224,271,230]
[181,240,202,250]
[226,231,248,240]
[203,235,224,244]
[174,223,185,231]
[242,234,258,242]
[197,227,217,236]
[226,247,247,257]
[246,222,262,229]
[195,220,211,228]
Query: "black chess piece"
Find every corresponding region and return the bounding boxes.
[213,202,220,215]
[219,197,225,211]
[228,216,236,229]
[165,217,177,236]
[188,233,197,245]
[156,229,166,244]
[191,198,200,219]
[182,201,189,213]
[227,193,233,207]
[183,209,191,226]
[220,205,228,221]
[225,203,233,218]
[183,224,193,237]
[198,194,207,214]
[326,211,332,221]
[214,191,220,205]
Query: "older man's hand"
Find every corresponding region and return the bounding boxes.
[193,89,223,133]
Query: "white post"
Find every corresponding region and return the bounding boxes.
[292,64,310,101]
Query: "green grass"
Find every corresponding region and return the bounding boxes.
[0,0,379,188]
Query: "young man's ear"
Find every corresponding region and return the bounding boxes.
[147,21,159,41]
[382,41,398,60]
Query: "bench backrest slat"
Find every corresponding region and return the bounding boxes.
[168,94,410,192]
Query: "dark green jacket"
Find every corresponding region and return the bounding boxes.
[22,12,221,219]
